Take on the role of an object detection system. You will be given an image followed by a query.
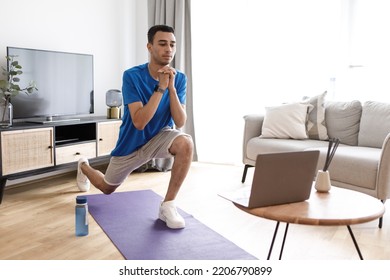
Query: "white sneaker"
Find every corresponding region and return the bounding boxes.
[159,200,185,229]
[77,158,90,192]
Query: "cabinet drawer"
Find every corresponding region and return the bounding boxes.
[55,142,96,165]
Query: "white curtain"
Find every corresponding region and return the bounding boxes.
[148,0,198,161]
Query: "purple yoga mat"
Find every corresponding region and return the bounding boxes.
[86,190,257,260]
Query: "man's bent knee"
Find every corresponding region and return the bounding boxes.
[170,135,193,157]
[98,181,119,195]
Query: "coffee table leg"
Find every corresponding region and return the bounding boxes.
[267,222,290,260]
[279,223,290,260]
[347,225,363,260]
[267,221,280,260]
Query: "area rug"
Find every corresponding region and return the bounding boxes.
[86,190,257,260]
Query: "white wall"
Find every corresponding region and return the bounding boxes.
[0,0,148,116]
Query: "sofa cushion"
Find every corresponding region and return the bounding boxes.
[302,91,328,140]
[358,101,390,148]
[260,102,312,139]
[246,138,329,162]
[325,100,362,146]
[307,146,380,191]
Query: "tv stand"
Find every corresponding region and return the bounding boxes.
[0,116,122,203]
[26,116,81,124]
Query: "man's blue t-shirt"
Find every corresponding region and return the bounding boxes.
[111,63,187,157]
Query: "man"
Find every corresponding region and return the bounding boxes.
[76,25,194,229]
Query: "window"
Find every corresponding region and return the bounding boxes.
[336,0,390,101]
[192,0,388,164]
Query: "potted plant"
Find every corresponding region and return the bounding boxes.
[0,55,37,127]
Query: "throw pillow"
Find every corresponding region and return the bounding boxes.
[302,91,328,140]
[260,102,312,139]
[325,100,362,146]
[358,101,390,148]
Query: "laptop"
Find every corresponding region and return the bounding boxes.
[219,150,319,208]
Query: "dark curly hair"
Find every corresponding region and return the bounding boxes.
[147,25,175,44]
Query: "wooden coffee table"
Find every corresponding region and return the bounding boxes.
[234,186,385,260]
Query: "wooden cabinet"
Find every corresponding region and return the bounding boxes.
[97,120,121,156]
[1,128,54,175]
[0,117,121,203]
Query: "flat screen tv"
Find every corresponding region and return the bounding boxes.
[6,47,94,123]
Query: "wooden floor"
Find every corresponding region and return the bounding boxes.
[0,162,389,260]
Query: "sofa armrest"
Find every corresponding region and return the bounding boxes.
[377,133,390,200]
[242,114,264,163]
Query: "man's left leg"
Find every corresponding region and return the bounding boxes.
[159,134,193,229]
[165,135,194,201]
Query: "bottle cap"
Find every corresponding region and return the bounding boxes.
[76,196,87,204]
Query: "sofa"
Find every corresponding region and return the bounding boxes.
[242,93,390,227]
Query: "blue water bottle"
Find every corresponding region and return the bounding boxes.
[75,196,89,236]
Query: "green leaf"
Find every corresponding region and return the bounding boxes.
[27,87,34,94]
[11,61,19,66]
[0,80,9,88]
[12,77,20,82]
[10,90,20,96]
[10,84,20,90]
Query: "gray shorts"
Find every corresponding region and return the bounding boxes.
[104,127,191,186]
